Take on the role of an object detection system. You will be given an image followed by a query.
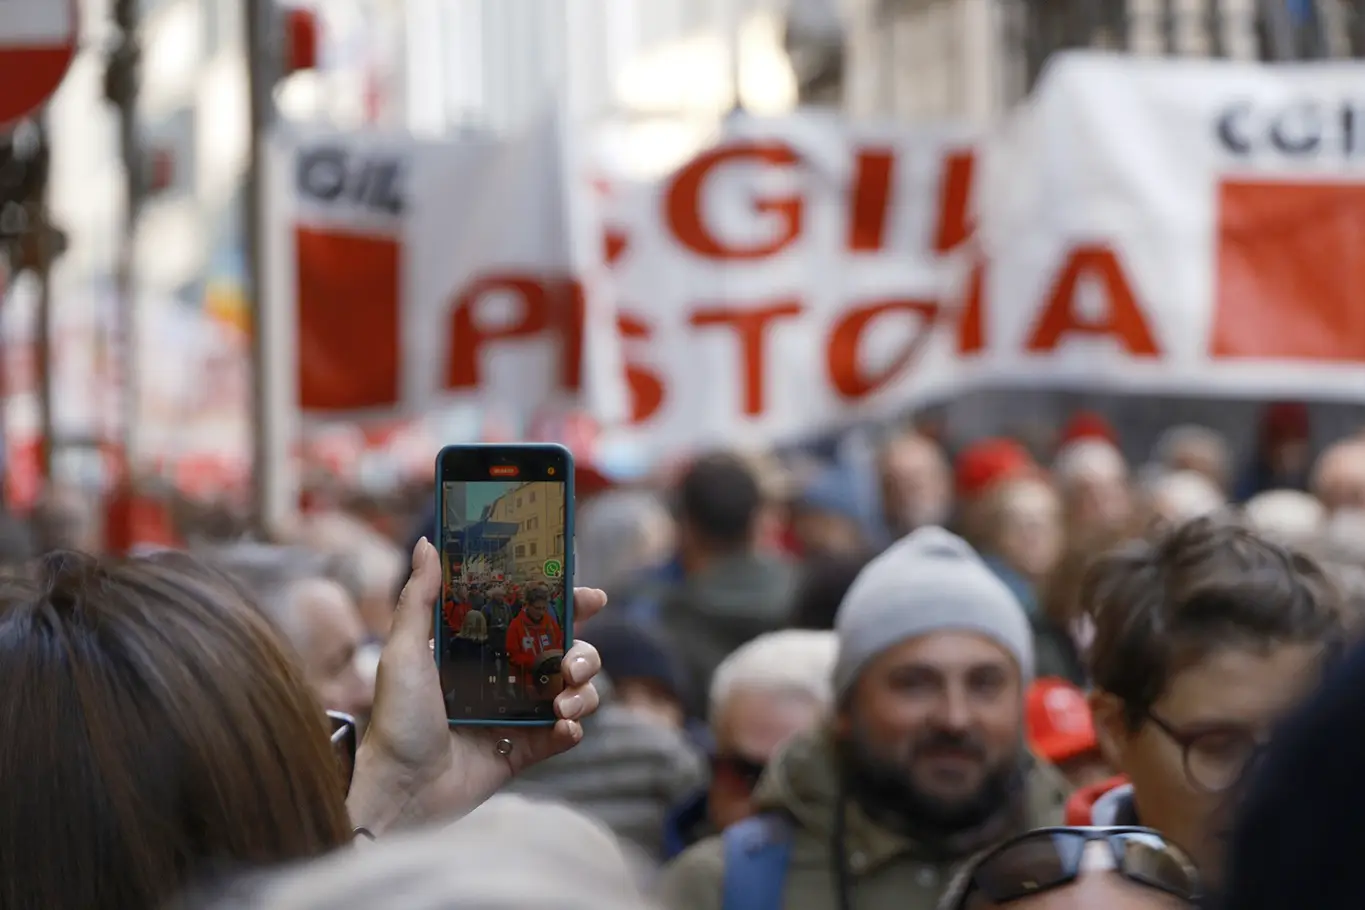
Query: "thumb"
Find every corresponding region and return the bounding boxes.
[392,537,441,647]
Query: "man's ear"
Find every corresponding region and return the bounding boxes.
[1089,690,1130,772]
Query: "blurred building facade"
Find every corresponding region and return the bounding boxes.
[486,481,568,582]
[392,0,1365,135]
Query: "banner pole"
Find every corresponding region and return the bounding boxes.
[113,0,141,517]
[244,0,296,539]
[34,120,54,489]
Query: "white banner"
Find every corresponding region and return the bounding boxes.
[591,114,976,455]
[274,113,976,456]
[270,113,621,430]
[970,52,1365,400]
[273,56,1365,460]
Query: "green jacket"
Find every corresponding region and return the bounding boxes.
[656,726,1070,910]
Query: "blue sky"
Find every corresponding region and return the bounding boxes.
[463,481,519,520]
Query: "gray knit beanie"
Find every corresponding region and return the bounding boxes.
[833,527,1034,700]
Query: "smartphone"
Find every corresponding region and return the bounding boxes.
[435,443,574,726]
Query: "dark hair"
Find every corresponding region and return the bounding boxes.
[792,551,874,630]
[0,551,352,910]
[1082,516,1346,728]
[676,453,763,548]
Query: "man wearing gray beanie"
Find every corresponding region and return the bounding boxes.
[833,526,1036,700]
[659,527,1069,910]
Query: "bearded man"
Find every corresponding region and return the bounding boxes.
[658,528,1068,910]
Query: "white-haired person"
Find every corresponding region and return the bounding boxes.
[1052,439,1134,541]
[1140,469,1225,527]
[206,543,375,724]
[290,511,406,641]
[662,629,838,860]
[1243,489,1325,546]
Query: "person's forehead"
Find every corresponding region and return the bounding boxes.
[1320,444,1365,477]
[1074,460,1126,486]
[869,631,1016,676]
[1004,481,1060,515]
[1156,642,1323,725]
[884,437,942,473]
[720,690,822,757]
[292,578,361,627]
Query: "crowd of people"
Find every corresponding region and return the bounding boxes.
[9,400,1365,907]
[440,579,568,706]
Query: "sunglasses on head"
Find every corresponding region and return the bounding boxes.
[327,711,358,793]
[953,827,1202,908]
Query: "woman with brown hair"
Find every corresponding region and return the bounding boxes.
[0,540,610,910]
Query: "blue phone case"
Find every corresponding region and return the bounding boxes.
[434,443,574,727]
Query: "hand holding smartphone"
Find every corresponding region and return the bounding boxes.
[434,444,573,726]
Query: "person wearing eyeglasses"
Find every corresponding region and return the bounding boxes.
[1070,518,1345,890]
[658,528,1071,910]
[936,827,1202,909]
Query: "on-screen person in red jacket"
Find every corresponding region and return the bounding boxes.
[505,583,564,694]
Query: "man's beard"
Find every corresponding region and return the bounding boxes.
[838,722,1023,845]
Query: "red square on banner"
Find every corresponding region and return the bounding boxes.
[1211,179,1365,362]
[296,226,402,410]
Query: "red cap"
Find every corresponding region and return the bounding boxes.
[1059,410,1117,448]
[1026,677,1099,764]
[954,438,1035,499]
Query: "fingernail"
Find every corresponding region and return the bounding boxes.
[571,656,590,679]
[413,537,428,567]
[569,720,583,742]
[561,693,584,719]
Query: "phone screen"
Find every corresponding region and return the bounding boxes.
[437,457,571,724]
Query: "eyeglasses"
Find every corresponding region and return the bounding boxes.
[328,711,358,794]
[951,827,1202,908]
[1145,711,1265,794]
[710,753,766,792]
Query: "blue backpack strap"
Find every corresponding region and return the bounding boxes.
[721,813,793,910]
